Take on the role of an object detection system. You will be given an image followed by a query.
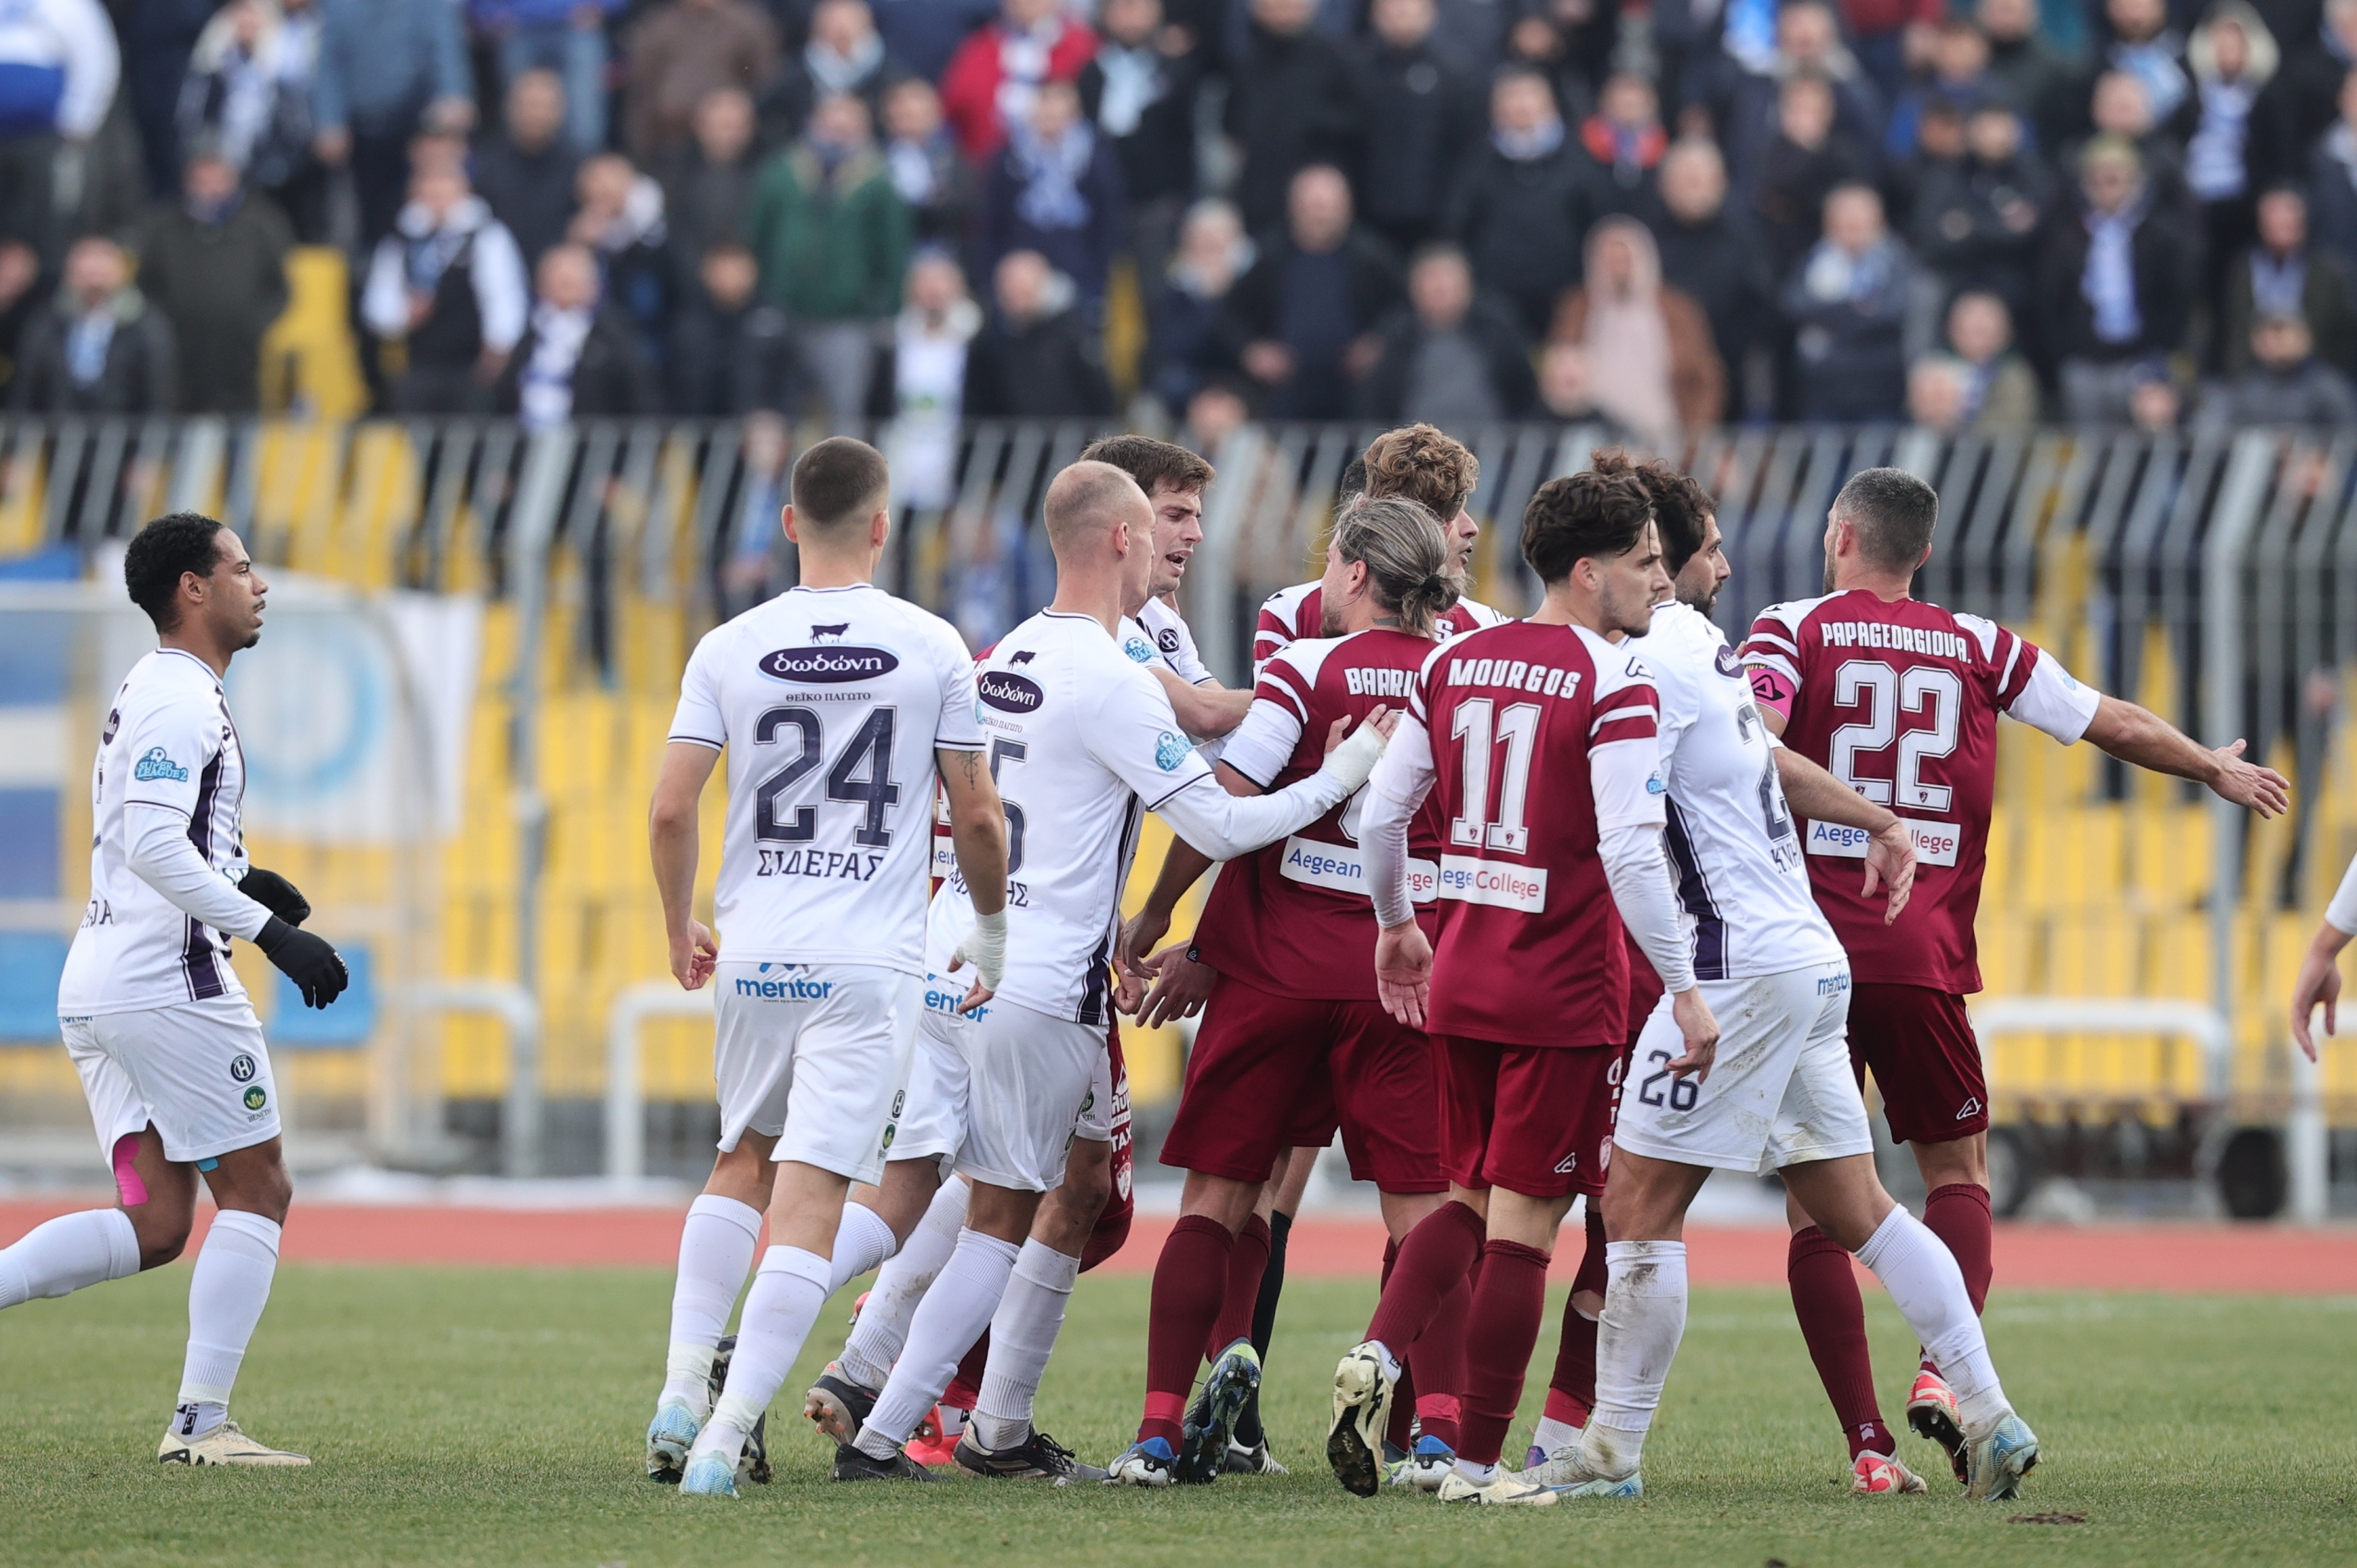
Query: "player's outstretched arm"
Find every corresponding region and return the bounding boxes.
[2293,853,2357,1062]
[1773,749,1916,921]
[2081,694,2292,818]
[648,741,721,990]
[1154,710,1392,861]
[1120,759,1262,978]
[1153,664,1255,741]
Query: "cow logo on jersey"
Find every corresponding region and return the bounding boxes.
[1123,634,1155,664]
[1713,645,1745,680]
[978,669,1045,713]
[811,622,850,643]
[1157,627,1181,654]
[134,747,189,784]
[228,1053,257,1084]
[1155,732,1190,770]
[243,1086,268,1112]
[1009,650,1037,666]
[757,644,900,682]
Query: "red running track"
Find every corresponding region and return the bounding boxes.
[3,1201,2355,1293]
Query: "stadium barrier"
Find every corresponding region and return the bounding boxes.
[605,981,714,1185]
[1,416,2352,1210]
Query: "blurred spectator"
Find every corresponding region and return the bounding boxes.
[1653,138,1772,403]
[471,0,622,154]
[940,0,1098,163]
[1497,11,1590,128]
[1835,0,1944,106]
[668,240,789,412]
[1536,339,1607,423]
[1216,163,1403,417]
[1550,215,1724,443]
[1910,99,2053,319]
[1145,196,1250,415]
[497,242,656,424]
[1941,287,2041,428]
[1355,241,1534,423]
[1711,1,1885,193]
[1424,0,1518,84]
[963,247,1114,415]
[1079,0,1202,276]
[871,0,999,86]
[474,68,580,270]
[765,0,910,149]
[1749,73,1877,285]
[0,0,120,258]
[1886,17,1993,160]
[1886,96,1967,234]
[1225,0,1361,232]
[2195,310,2357,424]
[2077,0,2193,139]
[135,142,293,413]
[1350,0,1481,255]
[877,249,980,507]
[980,77,1123,304]
[1181,374,1253,455]
[122,0,216,201]
[721,409,791,612]
[567,152,672,343]
[2038,137,2195,420]
[0,239,42,403]
[660,87,759,269]
[1782,181,1917,418]
[313,0,473,248]
[2186,2,2278,304]
[360,158,528,412]
[1980,0,2075,151]
[2305,71,2357,276]
[2086,68,2196,225]
[2222,185,2356,373]
[1906,354,1973,429]
[13,235,176,412]
[622,0,781,163]
[1578,71,1670,223]
[2128,369,2184,427]
[179,0,326,242]
[880,76,974,246]
[1447,66,1596,337]
[2255,0,2357,188]
[747,91,910,429]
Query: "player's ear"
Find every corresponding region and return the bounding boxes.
[781,504,801,545]
[871,506,891,551]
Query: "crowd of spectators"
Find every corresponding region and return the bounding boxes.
[12,0,2357,435]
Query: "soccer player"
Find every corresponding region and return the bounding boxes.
[649,437,1013,1497]
[815,460,1394,1483]
[2291,850,2357,1063]
[0,512,349,1465]
[1333,470,1709,1507]
[1105,496,1466,1489]
[1739,466,2288,1486]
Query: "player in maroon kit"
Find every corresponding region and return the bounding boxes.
[1332,470,1717,1506]
[1740,467,2290,1483]
[1103,495,1460,1488]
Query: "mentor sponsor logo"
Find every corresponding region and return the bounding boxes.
[1437,854,1548,912]
[736,971,836,1001]
[757,645,900,682]
[1803,818,1961,867]
[978,669,1045,713]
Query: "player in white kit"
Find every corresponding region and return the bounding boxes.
[1532,459,2045,1504]
[0,513,350,1465]
[645,439,1013,1497]
[813,461,1392,1483]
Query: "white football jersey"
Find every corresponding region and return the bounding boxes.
[669,583,984,977]
[1641,599,1845,981]
[928,609,1220,1025]
[60,649,252,1015]
[1137,596,1213,685]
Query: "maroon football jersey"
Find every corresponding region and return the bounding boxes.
[1197,629,1446,1001]
[1739,589,2098,993]
[1253,580,1501,671]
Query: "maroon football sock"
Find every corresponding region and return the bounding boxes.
[1141,1214,1233,1446]
[1922,1182,1993,1315]
[943,1330,988,1411]
[1365,1200,1485,1352]
[1206,1213,1272,1359]
[1545,1204,1610,1423]
[1455,1238,1551,1467]
[1407,1273,1472,1451]
[1788,1225,1893,1459]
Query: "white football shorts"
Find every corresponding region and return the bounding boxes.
[63,998,280,1165]
[892,981,1104,1192]
[711,960,922,1186]
[1611,959,1872,1177]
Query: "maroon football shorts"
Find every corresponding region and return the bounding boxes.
[1434,1035,1625,1200]
[1845,982,1989,1145]
[1080,1018,1134,1272]
[1159,973,1444,1193]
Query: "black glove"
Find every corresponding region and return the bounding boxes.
[239,867,311,927]
[257,915,349,1010]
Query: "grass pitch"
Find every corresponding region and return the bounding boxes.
[1,1261,2351,1567]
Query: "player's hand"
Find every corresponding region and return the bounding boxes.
[668,920,719,991]
[239,866,311,927]
[256,915,349,1010]
[1136,944,1214,1027]
[2291,936,2345,1063]
[1663,985,1719,1082]
[947,908,1006,1014]
[1862,821,1916,923]
[2207,739,2292,819]
[1374,920,1433,1030]
[1318,705,1392,793]
[1117,906,1172,982]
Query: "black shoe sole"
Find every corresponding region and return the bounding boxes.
[709,1334,771,1484]
[1908,1402,1968,1486]
[1327,1397,1383,1499]
[1176,1351,1260,1485]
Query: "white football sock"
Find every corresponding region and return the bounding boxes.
[1532,1413,1583,1454]
[177,1211,281,1429]
[837,1175,968,1391]
[1455,1458,1498,1483]
[0,1207,140,1309]
[1582,1239,1688,1479]
[970,1238,1080,1450]
[690,1246,833,1462]
[1853,1205,2011,1439]
[660,1193,762,1410]
[854,1228,1019,1460]
[830,1202,897,1294]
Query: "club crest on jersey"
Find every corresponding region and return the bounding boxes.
[134,747,188,783]
[228,1053,257,1084]
[1155,731,1190,770]
[757,644,900,682]
[979,670,1045,712]
[1157,628,1181,653]
[1123,634,1155,663]
[1713,645,1745,679]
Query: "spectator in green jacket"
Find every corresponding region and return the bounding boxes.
[746,90,911,432]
